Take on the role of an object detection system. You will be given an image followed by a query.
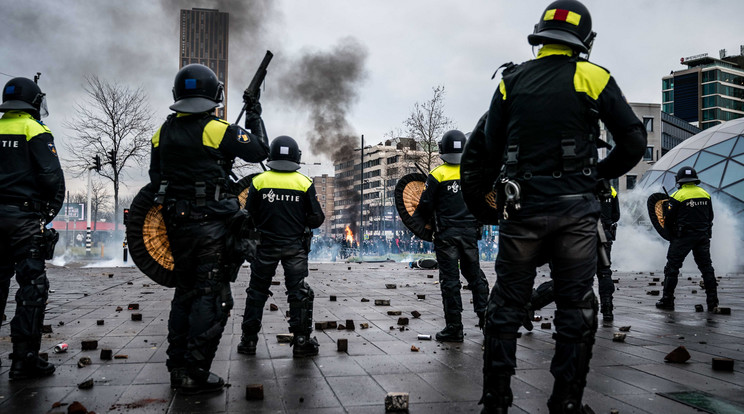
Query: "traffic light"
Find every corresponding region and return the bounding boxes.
[92,154,101,172]
[123,208,130,227]
[106,149,116,166]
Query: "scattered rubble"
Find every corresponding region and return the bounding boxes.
[68,401,89,414]
[397,317,409,326]
[81,340,98,351]
[337,338,348,352]
[387,310,402,316]
[128,303,139,310]
[695,304,704,312]
[42,324,53,333]
[271,281,281,285]
[411,311,421,319]
[647,290,660,296]
[386,284,397,289]
[246,384,264,400]
[714,307,731,315]
[277,334,294,343]
[385,392,410,411]
[330,295,337,301]
[114,354,128,359]
[77,378,94,390]
[375,300,390,306]
[612,333,626,343]
[665,346,691,363]
[712,357,734,371]
[410,345,419,352]
[100,349,113,360]
[131,313,142,321]
[96,320,105,326]
[77,357,92,368]
[417,334,431,340]
[360,323,369,329]
[346,319,355,330]
[541,322,552,329]
[269,304,279,311]
[361,298,370,302]
[619,326,631,332]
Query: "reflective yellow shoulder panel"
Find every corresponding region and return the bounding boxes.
[499,79,507,100]
[203,118,230,149]
[611,186,617,198]
[672,184,711,202]
[252,170,312,192]
[152,126,162,148]
[574,62,610,100]
[431,163,460,183]
[0,111,51,140]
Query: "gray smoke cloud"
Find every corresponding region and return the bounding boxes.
[277,37,369,163]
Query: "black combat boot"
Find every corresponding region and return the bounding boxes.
[480,373,513,414]
[169,367,188,388]
[9,343,55,380]
[600,299,613,322]
[237,335,257,355]
[179,367,225,395]
[655,296,674,310]
[436,313,464,342]
[291,334,319,358]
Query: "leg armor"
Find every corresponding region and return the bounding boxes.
[287,279,314,335]
[548,290,598,414]
[11,266,48,345]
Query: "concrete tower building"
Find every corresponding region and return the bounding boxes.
[179,8,229,119]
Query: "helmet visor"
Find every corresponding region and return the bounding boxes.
[38,94,49,118]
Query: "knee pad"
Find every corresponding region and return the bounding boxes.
[247,277,272,297]
[245,287,270,307]
[288,279,314,304]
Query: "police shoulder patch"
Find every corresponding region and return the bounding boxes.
[236,127,251,144]
[47,142,58,157]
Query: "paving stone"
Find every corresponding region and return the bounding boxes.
[384,392,409,411]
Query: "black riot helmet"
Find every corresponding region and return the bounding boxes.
[676,166,700,186]
[0,77,48,118]
[527,0,597,55]
[268,135,302,172]
[438,130,467,164]
[170,64,224,114]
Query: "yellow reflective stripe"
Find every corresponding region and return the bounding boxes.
[672,184,711,202]
[431,164,460,183]
[544,9,581,26]
[203,118,229,149]
[610,186,617,198]
[499,79,507,100]
[252,170,312,192]
[574,61,610,100]
[152,126,162,148]
[537,44,574,59]
[0,111,50,140]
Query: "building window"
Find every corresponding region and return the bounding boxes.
[643,146,653,161]
[626,175,637,190]
[643,117,654,132]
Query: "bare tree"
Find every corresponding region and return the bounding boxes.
[402,85,456,171]
[64,76,154,231]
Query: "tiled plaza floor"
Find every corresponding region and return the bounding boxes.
[0,261,742,413]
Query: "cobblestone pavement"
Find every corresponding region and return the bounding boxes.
[0,261,742,413]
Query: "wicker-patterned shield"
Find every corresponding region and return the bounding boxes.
[233,173,260,209]
[394,173,434,242]
[461,112,501,225]
[647,192,671,241]
[126,185,177,287]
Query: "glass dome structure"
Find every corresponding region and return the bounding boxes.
[637,117,744,215]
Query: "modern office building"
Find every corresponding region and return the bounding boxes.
[179,8,229,119]
[602,104,699,192]
[332,138,432,239]
[662,47,744,130]
[312,174,335,236]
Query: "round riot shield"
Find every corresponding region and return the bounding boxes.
[232,173,260,209]
[126,185,177,287]
[647,192,671,241]
[394,173,434,242]
[461,112,501,225]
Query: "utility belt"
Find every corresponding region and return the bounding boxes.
[154,179,233,207]
[0,195,46,212]
[493,173,596,220]
[30,226,59,261]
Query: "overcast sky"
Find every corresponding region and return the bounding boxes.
[2,0,743,195]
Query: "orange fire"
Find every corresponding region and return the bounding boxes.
[344,225,354,244]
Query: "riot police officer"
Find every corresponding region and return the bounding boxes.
[656,166,717,311]
[413,130,489,342]
[476,1,647,412]
[238,135,325,358]
[0,77,64,378]
[149,64,268,394]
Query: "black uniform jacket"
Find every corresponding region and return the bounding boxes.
[484,44,646,214]
[413,163,478,230]
[149,112,269,211]
[247,170,325,245]
[666,183,713,236]
[0,110,65,217]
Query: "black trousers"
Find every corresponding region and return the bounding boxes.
[596,240,614,301]
[663,232,716,304]
[242,241,313,337]
[0,206,48,347]
[434,227,489,323]
[484,211,598,400]
[165,218,233,372]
